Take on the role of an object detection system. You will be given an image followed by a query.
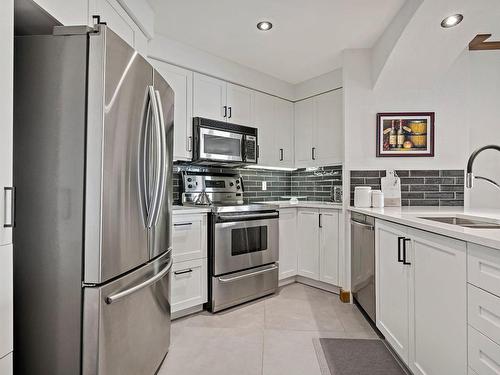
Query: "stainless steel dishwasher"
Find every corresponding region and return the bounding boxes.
[351,212,376,323]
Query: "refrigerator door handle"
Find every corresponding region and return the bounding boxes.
[150,89,167,228]
[146,86,162,229]
[105,251,173,304]
[139,96,151,226]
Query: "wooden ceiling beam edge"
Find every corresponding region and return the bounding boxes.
[469,34,500,51]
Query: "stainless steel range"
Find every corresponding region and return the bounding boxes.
[181,169,279,312]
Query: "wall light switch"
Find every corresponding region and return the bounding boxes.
[262,181,267,191]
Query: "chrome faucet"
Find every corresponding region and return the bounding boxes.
[466,145,500,190]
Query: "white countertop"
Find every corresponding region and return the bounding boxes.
[173,205,211,214]
[260,200,343,210]
[349,206,500,250]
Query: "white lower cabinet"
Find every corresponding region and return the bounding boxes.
[278,208,298,280]
[171,212,208,318]
[467,243,500,375]
[172,214,207,263]
[0,352,12,375]
[408,228,467,375]
[297,209,339,285]
[171,258,207,314]
[375,219,467,375]
[0,244,13,363]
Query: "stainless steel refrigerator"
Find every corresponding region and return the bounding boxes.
[13,24,174,374]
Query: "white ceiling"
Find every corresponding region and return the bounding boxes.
[147,0,405,84]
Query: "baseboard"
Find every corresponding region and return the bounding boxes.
[171,304,204,320]
[295,276,340,295]
[278,276,296,287]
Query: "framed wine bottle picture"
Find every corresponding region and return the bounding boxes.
[376,112,435,157]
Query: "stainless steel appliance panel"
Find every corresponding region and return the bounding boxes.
[350,213,376,322]
[86,27,152,283]
[199,128,244,162]
[83,250,172,375]
[13,33,88,375]
[211,263,278,312]
[149,69,174,260]
[214,213,279,275]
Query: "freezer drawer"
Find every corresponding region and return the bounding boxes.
[83,251,172,375]
[210,263,278,312]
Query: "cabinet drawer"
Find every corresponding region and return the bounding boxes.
[468,244,500,298]
[469,284,500,346]
[468,326,500,375]
[172,214,207,262]
[171,259,207,313]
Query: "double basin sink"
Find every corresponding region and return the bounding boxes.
[419,216,500,229]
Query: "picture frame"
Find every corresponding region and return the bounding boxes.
[376,112,435,157]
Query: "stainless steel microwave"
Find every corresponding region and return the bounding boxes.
[192,117,258,165]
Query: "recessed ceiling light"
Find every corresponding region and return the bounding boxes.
[441,14,463,28]
[257,21,273,31]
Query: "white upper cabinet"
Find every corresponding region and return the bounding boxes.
[253,92,275,166]
[89,0,148,55]
[315,90,343,166]
[294,98,315,167]
[152,60,193,161]
[193,73,227,122]
[295,90,343,168]
[273,97,294,167]
[254,92,294,168]
[226,83,254,126]
[0,0,13,246]
[33,0,88,25]
[193,73,255,127]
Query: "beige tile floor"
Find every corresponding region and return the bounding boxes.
[158,282,378,375]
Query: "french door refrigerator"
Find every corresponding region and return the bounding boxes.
[13,25,174,375]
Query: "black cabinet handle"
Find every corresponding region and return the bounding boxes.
[223,106,227,118]
[403,238,411,265]
[228,106,232,119]
[319,213,322,228]
[174,269,193,276]
[174,222,193,227]
[397,236,405,262]
[312,147,316,160]
[279,148,284,161]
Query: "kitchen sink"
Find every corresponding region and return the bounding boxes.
[418,216,500,229]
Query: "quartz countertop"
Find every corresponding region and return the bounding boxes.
[349,206,500,250]
[259,201,343,210]
[173,205,211,214]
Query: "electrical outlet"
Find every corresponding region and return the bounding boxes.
[262,181,267,191]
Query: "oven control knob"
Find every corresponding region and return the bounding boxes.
[230,182,234,187]
[188,184,193,189]
[187,178,192,182]
[236,185,241,190]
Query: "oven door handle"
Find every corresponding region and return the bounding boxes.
[217,212,279,222]
[218,264,278,283]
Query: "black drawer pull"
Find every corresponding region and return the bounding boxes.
[174,269,193,276]
[403,238,411,265]
[397,236,405,262]
[174,222,193,227]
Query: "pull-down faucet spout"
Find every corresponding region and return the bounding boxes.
[466,145,500,190]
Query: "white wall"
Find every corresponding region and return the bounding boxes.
[466,51,500,208]
[343,48,470,172]
[148,34,295,100]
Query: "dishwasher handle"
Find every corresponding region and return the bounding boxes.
[350,220,374,230]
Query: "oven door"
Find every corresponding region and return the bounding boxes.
[214,211,279,275]
[199,127,244,162]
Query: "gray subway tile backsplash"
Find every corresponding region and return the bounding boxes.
[350,169,464,207]
[172,163,343,205]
